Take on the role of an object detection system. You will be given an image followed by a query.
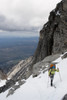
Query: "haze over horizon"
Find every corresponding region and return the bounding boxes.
[0,0,61,37]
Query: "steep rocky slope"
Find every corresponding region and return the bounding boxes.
[0,52,67,99]
[7,56,33,79]
[0,57,33,93]
[0,69,7,80]
[34,0,67,63]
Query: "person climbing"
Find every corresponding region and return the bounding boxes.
[48,64,59,86]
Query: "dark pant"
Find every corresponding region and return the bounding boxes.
[50,75,54,86]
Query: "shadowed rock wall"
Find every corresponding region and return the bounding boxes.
[34,0,67,63]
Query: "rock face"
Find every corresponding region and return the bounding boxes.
[34,0,67,63]
[61,52,67,59]
[0,69,7,80]
[62,94,67,100]
[7,56,33,79]
[0,56,33,93]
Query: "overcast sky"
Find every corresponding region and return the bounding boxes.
[0,0,61,37]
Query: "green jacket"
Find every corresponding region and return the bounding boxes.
[48,69,59,76]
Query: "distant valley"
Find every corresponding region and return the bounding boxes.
[0,37,38,73]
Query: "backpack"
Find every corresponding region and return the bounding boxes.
[48,64,56,71]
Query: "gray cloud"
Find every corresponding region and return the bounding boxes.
[0,0,61,34]
[0,14,40,32]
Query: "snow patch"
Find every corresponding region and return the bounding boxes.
[0,54,67,100]
[56,11,60,16]
[0,80,6,87]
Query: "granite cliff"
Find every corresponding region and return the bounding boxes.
[34,0,67,63]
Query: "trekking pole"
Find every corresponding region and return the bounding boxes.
[58,71,62,81]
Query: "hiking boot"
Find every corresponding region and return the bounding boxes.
[51,82,53,86]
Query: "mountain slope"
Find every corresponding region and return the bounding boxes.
[0,0,67,99]
[34,0,67,63]
[0,53,67,100]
